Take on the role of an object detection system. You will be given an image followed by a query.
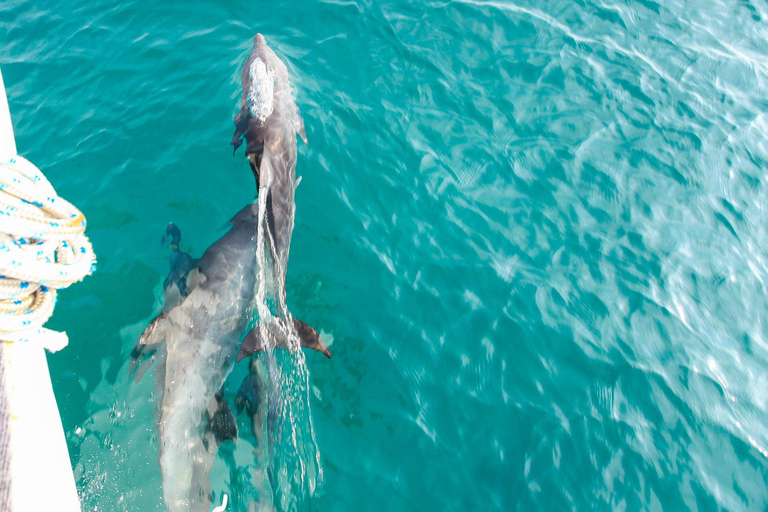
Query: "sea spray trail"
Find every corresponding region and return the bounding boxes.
[253,185,324,509]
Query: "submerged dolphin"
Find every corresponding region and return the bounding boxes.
[231,33,323,362]
[133,208,330,511]
[133,211,256,511]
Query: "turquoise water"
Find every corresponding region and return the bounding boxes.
[3,0,768,509]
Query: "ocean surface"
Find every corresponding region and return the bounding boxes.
[3,0,768,509]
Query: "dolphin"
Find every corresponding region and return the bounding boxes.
[133,211,254,511]
[231,33,324,363]
[133,208,330,511]
[129,34,327,510]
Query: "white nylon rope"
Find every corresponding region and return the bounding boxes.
[0,155,95,351]
[211,494,228,512]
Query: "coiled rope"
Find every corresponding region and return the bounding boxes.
[0,155,95,352]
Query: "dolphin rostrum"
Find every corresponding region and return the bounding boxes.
[133,206,330,511]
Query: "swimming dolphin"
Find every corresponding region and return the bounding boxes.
[133,212,253,511]
[133,206,330,511]
[231,33,325,362]
[129,34,327,510]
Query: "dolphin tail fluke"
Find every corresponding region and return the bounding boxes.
[236,319,331,362]
[139,314,171,345]
[160,223,199,300]
[161,222,181,248]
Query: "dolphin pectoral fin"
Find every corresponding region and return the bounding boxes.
[236,328,264,363]
[292,318,332,358]
[294,105,308,145]
[298,118,308,146]
[231,108,249,153]
[207,392,238,445]
[129,342,154,375]
[129,341,165,383]
[139,314,171,345]
[235,372,258,416]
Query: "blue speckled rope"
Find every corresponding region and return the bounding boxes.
[0,155,95,351]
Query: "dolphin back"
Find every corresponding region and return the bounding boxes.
[232,34,307,162]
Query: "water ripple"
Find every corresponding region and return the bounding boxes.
[4,0,768,509]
